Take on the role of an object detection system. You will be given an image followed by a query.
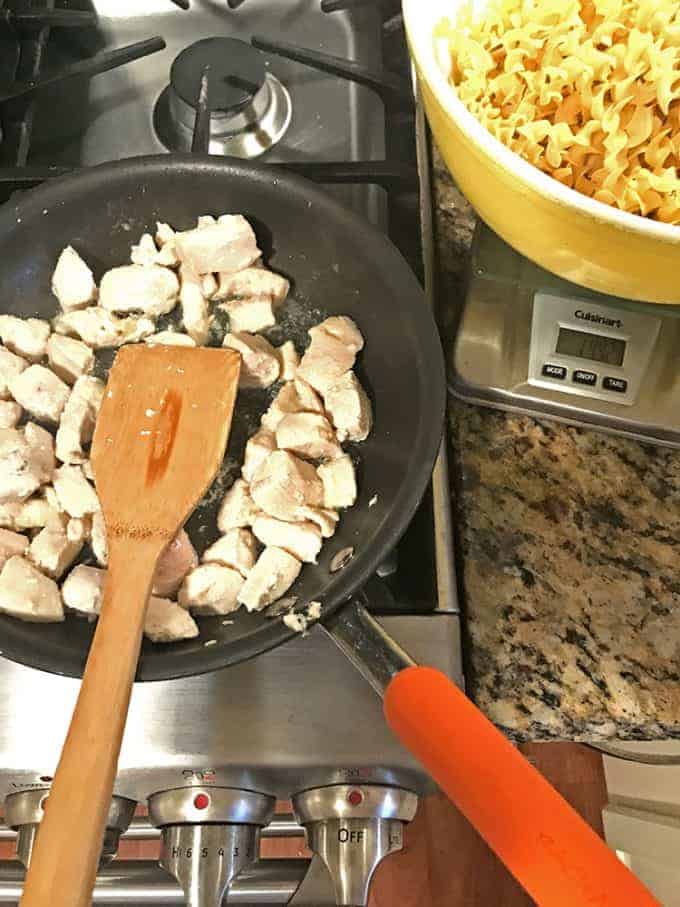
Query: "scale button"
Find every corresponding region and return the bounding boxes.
[541,364,567,380]
[603,376,628,393]
[572,369,597,386]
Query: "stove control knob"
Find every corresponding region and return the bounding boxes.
[4,789,136,867]
[293,785,418,907]
[148,787,275,907]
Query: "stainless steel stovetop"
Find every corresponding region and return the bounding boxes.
[0,3,461,903]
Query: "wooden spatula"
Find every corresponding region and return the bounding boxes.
[21,345,241,907]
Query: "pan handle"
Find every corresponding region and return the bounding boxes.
[323,601,660,907]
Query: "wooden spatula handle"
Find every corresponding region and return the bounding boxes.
[21,537,161,907]
[384,666,661,907]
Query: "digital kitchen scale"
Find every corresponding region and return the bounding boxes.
[451,222,680,447]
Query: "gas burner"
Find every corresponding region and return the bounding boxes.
[153,37,291,158]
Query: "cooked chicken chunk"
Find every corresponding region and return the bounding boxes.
[318,316,364,353]
[250,450,323,521]
[91,510,108,566]
[237,546,302,612]
[145,331,196,347]
[221,296,277,333]
[0,316,50,363]
[130,234,161,267]
[9,365,69,424]
[178,563,244,615]
[202,528,258,577]
[179,265,211,345]
[276,412,343,461]
[0,347,27,400]
[15,495,61,531]
[144,596,199,643]
[29,522,83,579]
[317,454,357,508]
[0,529,28,570]
[56,376,105,464]
[62,564,104,617]
[53,464,100,518]
[201,273,218,300]
[46,334,94,385]
[156,221,176,246]
[296,505,339,538]
[54,308,155,348]
[216,478,259,532]
[0,401,21,429]
[25,423,56,485]
[223,332,280,389]
[215,267,289,304]
[242,429,276,483]
[152,529,198,597]
[261,380,324,432]
[0,427,53,502]
[51,246,97,312]
[0,502,21,529]
[252,515,322,564]
[154,225,180,268]
[99,264,179,318]
[322,370,372,442]
[278,342,299,382]
[296,316,364,393]
[0,556,63,622]
[197,215,217,228]
[175,215,260,275]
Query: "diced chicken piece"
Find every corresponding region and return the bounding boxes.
[0,529,28,570]
[237,546,302,612]
[42,484,61,510]
[283,611,307,633]
[62,564,104,617]
[250,450,323,521]
[24,423,55,485]
[278,342,299,382]
[9,365,69,424]
[261,380,324,432]
[0,401,21,429]
[297,334,354,393]
[144,596,199,643]
[152,529,198,597]
[175,215,260,275]
[54,308,155,348]
[197,215,216,228]
[156,222,176,246]
[0,428,51,502]
[223,332,280,389]
[130,234,159,267]
[0,316,50,363]
[202,527,258,577]
[317,454,357,508]
[252,515,321,564]
[53,464,100,518]
[51,246,97,312]
[221,296,277,333]
[145,331,196,347]
[91,510,108,566]
[67,516,89,544]
[15,496,62,531]
[0,347,27,399]
[0,501,22,529]
[46,334,94,385]
[297,505,339,538]
[179,265,211,345]
[99,264,179,318]
[55,376,105,465]
[276,412,343,461]
[0,555,63,622]
[242,429,276,483]
[201,273,218,300]
[323,370,372,442]
[154,223,180,268]
[216,478,259,532]
[29,522,83,579]
[215,267,289,304]
[317,316,364,353]
[178,563,244,615]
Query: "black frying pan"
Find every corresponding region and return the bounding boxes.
[0,155,445,681]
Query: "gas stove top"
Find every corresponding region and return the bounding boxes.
[0,3,460,903]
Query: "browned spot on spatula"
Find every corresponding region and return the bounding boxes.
[146,388,182,486]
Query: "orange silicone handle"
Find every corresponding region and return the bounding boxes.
[384,666,660,907]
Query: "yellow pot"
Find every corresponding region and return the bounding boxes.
[402,0,680,304]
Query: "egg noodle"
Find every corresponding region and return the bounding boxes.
[436,0,680,223]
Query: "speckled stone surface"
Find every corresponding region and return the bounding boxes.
[434,151,680,742]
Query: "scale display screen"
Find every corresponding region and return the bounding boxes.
[555,327,626,366]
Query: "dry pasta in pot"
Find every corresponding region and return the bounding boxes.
[435,0,680,223]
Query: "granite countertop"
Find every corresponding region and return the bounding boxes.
[433,148,680,742]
